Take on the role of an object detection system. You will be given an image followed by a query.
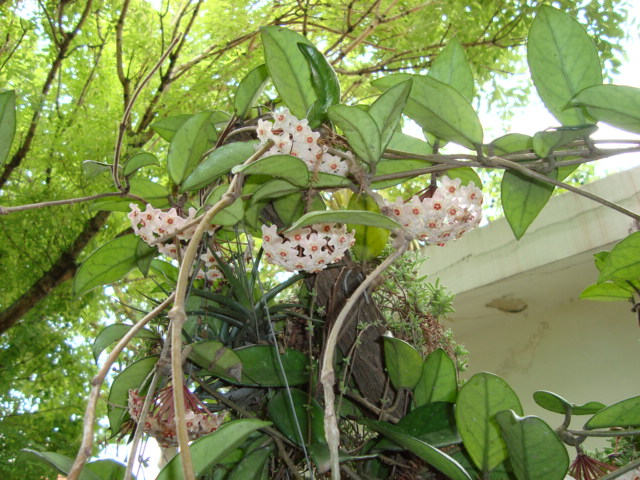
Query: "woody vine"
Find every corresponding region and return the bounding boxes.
[4,5,640,480]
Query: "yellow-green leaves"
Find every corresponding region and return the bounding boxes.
[597,232,640,283]
[528,5,602,125]
[167,111,214,185]
[234,64,269,120]
[570,85,640,134]
[413,348,457,407]
[383,337,423,390]
[533,390,604,416]
[428,37,474,102]
[585,395,640,429]
[328,104,381,165]
[348,194,389,261]
[0,90,16,166]
[368,79,412,152]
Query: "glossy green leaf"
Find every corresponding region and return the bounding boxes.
[235,64,270,120]
[129,178,170,208]
[383,337,423,390]
[570,84,640,134]
[0,90,16,166]
[260,26,316,118]
[298,43,340,127]
[489,133,533,156]
[501,169,556,240]
[16,450,104,480]
[414,348,457,407]
[167,111,214,185]
[428,37,474,101]
[73,235,156,295]
[496,410,569,480]
[598,232,640,282]
[107,356,157,435]
[348,193,389,261]
[188,340,243,382]
[585,395,640,429]
[369,402,460,451]
[527,5,602,125]
[532,124,597,158]
[123,152,159,176]
[364,422,472,480]
[268,388,325,446]
[233,154,309,187]
[273,192,325,226]
[328,104,381,164]
[156,419,271,480]
[227,445,273,480]
[372,159,431,189]
[82,160,112,179]
[92,323,158,362]
[203,184,245,226]
[234,345,308,386]
[455,372,523,473]
[533,391,605,415]
[369,79,412,151]
[250,178,301,203]
[579,283,635,302]
[373,74,483,150]
[286,210,400,232]
[182,140,259,191]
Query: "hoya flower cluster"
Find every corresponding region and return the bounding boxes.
[386,176,483,245]
[128,203,222,282]
[257,108,349,176]
[128,385,223,448]
[261,223,355,273]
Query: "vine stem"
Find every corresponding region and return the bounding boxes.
[599,458,640,480]
[320,239,409,479]
[68,293,175,480]
[167,141,273,480]
[0,191,147,215]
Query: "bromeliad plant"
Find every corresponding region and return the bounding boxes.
[6,5,640,480]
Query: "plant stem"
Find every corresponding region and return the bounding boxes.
[0,191,147,215]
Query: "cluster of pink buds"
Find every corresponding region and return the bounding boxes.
[256,108,349,176]
[261,223,355,273]
[128,203,222,282]
[128,384,224,448]
[385,176,483,245]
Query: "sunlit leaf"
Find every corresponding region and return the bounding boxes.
[496,411,569,480]
[260,26,316,118]
[123,152,159,177]
[413,348,457,407]
[298,43,340,127]
[455,372,522,473]
[533,391,605,415]
[598,232,640,282]
[328,104,381,164]
[203,184,245,226]
[233,154,309,187]
[92,324,158,362]
[570,85,640,134]
[156,419,271,480]
[0,90,16,166]
[348,193,389,261]
[268,388,325,446]
[235,64,270,120]
[181,140,259,191]
[167,111,214,185]
[368,79,412,151]
[428,37,474,101]
[527,5,602,125]
[383,337,423,390]
[129,178,170,208]
[579,283,635,302]
[73,235,156,295]
[585,395,640,429]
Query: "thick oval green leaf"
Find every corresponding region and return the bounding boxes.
[414,348,457,407]
[233,154,309,187]
[372,159,431,190]
[182,140,259,191]
[298,43,340,128]
[446,167,482,188]
[227,445,273,480]
[260,26,316,119]
[373,75,483,150]
[203,184,245,226]
[0,90,16,166]
[273,192,325,226]
[129,178,170,208]
[428,37,474,101]
[83,160,112,179]
[455,372,523,473]
[188,340,243,382]
[156,419,271,480]
[383,337,423,390]
[532,124,597,158]
[92,323,158,362]
[235,64,270,120]
[286,210,401,232]
[387,131,434,156]
[234,345,308,386]
[250,178,301,203]
[348,193,389,261]
[570,84,640,134]
[268,388,325,446]
[73,235,156,295]
[16,450,102,480]
[168,111,214,185]
[368,402,460,451]
[369,80,412,151]
[533,391,605,415]
[123,152,159,176]
[527,5,602,125]
[598,232,640,282]
[364,422,472,480]
[328,104,381,165]
[107,356,157,435]
[489,133,533,156]
[151,114,194,142]
[496,410,569,480]
[501,169,556,240]
[585,395,640,430]
[311,172,354,188]
[579,283,634,302]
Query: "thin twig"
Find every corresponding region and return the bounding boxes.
[68,294,174,480]
[566,428,640,438]
[0,191,147,215]
[321,240,409,480]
